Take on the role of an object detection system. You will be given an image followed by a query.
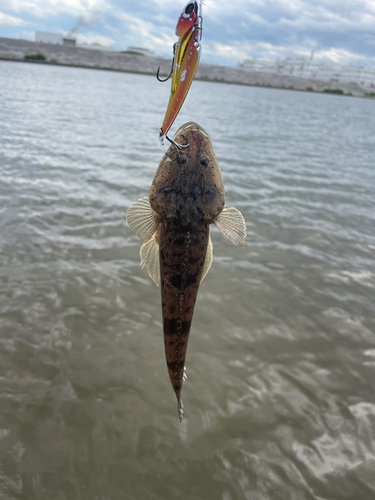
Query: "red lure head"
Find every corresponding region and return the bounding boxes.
[175,1,198,37]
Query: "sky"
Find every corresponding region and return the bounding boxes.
[1,0,375,68]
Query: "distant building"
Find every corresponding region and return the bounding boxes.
[237,59,277,74]
[63,37,76,48]
[126,46,154,57]
[35,31,63,44]
[35,31,76,47]
[237,56,375,89]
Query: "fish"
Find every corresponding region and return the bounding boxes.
[157,1,203,146]
[126,122,246,420]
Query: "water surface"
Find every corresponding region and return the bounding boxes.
[1,61,375,500]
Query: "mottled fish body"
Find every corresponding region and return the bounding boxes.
[126,123,246,419]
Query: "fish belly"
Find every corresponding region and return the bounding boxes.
[159,221,209,401]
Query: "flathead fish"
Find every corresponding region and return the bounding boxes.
[126,122,246,420]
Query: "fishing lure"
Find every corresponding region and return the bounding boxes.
[157,1,203,149]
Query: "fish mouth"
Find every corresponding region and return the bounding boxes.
[174,121,208,137]
[173,122,211,148]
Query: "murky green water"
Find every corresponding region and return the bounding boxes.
[1,61,375,500]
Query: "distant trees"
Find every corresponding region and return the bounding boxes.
[24,53,47,61]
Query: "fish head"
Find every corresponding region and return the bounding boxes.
[149,122,225,224]
[175,1,198,37]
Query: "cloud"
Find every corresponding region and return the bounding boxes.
[0,11,23,25]
[109,10,176,53]
[204,39,309,63]
[1,0,375,67]
[2,0,109,18]
[314,47,375,65]
[202,0,375,66]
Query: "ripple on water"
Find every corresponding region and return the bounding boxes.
[0,61,375,500]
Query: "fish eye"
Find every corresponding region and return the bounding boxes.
[185,3,195,15]
[177,153,187,164]
[200,154,210,166]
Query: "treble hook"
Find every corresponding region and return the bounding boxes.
[166,134,190,160]
[156,43,176,82]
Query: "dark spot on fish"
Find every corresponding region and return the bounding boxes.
[167,305,176,315]
[168,360,183,373]
[174,236,185,246]
[170,275,182,289]
[200,154,210,166]
[184,304,194,315]
[158,186,177,202]
[187,256,197,265]
[168,361,182,372]
[164,319,191,338]
[188,181,198,195]
[185,274,197,287]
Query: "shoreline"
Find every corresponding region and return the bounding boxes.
[1,37,373,99]
[1,56,370,99]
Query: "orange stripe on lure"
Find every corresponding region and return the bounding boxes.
[157,1,203,147]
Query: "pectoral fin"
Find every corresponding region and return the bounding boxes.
[140,226,160,286]
[200,233,213,282]
[126,197,159,243]
[214,207,246,247]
